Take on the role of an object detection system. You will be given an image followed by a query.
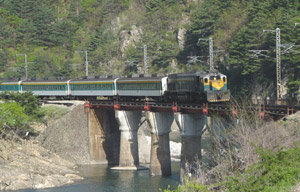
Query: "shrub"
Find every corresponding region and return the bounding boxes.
[0,92,44,137]
[163,181,209,192]
[0,91,44,120]
[0,102,30,133]
[224,145,300,192]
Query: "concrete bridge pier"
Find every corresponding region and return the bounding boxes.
[147,112,173,176]
[175,113,206,183]
[88,108,119,164]
[114,110,142,169]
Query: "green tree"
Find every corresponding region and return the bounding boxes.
[0,92,44,120]
[0,102,30,133]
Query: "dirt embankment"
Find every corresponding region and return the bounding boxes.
[38,103,90,164]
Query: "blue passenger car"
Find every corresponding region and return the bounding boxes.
[116,76,167,97]
[21,80,69,96]
[1,81,22,92]
[70,78,115,97]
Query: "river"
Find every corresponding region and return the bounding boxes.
[13,163,180,192]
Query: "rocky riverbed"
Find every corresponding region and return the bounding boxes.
[0,138,82,191]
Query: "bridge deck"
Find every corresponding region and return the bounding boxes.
[84,100,300,117]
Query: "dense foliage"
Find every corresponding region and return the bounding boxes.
[0,102,30,133]
[183,0,300,97]
[225,146,300,192]
[0,91,44,119]
[0,92,44,135]
[0,0,299,98]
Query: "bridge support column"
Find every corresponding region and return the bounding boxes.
[88,108,119,164]
[147,112,173,176]
[175,113,206,183]
[114,110,142,169]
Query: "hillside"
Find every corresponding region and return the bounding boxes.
[0,0,300,97]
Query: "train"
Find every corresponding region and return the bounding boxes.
[0,71,230,103]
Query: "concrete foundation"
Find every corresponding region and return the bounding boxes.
[88,108,119,164]
[175,113,206,183]
[147,112,173,176]
[115,110,142,168]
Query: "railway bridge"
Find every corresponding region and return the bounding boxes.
[81,100,299,183]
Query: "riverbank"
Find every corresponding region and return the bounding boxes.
[0,101,85,191]
[0,138,82,191]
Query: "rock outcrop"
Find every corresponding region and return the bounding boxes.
[120,25,143,56]
[0,139,82,191]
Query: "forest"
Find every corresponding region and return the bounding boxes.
[0,0,299,98]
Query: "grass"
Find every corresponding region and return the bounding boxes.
[41,105,70,122]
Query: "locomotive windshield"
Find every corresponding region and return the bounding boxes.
[209,75,221,80]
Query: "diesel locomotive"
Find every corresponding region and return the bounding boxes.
[0,71,230,103]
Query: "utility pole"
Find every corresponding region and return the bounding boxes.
[276,28,281,101]
[143,45,147,74]
[137,45,148,74]
[198,37,214,71]
[261,28,281,101]
[209,37,213,71]
[77,50,89,77]
[16,53,27,80]
[85,50,88,77]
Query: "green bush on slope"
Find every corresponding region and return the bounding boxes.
[163,181,209,192]
[162,145,300,192]
[225,146,300,192]
[0,102,30,133]
[0,92,44,136]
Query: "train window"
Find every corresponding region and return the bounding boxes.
[223,77,226,82]
[216,75,221,80]
[204,78,208,83]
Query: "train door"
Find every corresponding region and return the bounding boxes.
[161,77,168,95]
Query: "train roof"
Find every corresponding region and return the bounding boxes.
[22,79,70,83]
[168,71,226,78]
[1,81,21,85]
[118,76,164,81]
[70,78,115,83]
[168,71,208,78]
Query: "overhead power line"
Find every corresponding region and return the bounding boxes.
[248,50,270,58]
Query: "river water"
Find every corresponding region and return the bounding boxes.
[14,163,180,192]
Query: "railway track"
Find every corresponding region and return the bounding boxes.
[85,100,300,117]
